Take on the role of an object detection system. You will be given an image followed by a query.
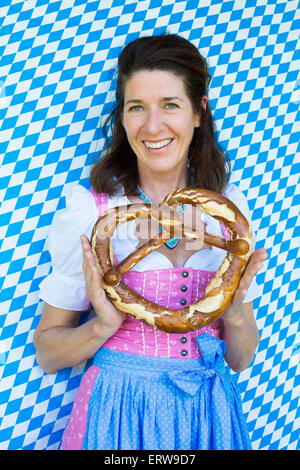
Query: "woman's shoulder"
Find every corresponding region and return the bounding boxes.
[64,183,96,210]
[223,183,250,212]
[48,184,100,241]
[223,182,246,201]
[223,182,253,229]
[63,183,129,213]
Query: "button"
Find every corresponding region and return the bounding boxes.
[181,349,188,357]
[180,336,187,343]
[180,298,187,306]
[182,271,189,278]
[181,285,188,292]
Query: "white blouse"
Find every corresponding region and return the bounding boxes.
[39,183,260,311]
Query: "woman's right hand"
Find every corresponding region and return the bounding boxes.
[80,234,126,332]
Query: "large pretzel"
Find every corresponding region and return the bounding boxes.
[91,188,254,333]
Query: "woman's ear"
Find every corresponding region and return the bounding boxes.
[194,95,208,128]
[201,95,208,111]
[194,114,201,128]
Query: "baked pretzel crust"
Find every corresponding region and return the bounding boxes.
[91,188,254,333]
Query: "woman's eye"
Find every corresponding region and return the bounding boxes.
[129,105,143,112]
[165,102,178,110]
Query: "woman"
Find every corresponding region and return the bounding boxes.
[35,34,267,450]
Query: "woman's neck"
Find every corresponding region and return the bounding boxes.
[137,170,189,204]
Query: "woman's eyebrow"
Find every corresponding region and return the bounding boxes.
[125,96,184,105]
[162,96,184,101]
[125,99,143,105]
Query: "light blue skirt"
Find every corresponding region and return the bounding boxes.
[82,333,252,450]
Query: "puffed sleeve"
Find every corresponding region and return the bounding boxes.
[38,184,99,311]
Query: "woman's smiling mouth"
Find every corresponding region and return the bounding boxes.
[143,138,174,150]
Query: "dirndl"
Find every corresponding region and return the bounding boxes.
[81,333,252,450]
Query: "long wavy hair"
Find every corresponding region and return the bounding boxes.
[90,33,231,195]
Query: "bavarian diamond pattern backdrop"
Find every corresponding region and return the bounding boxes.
[0,0,299,450]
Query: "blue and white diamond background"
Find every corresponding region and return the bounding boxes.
[0,0,299,450]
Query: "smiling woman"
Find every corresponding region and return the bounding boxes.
[36,33,267,451]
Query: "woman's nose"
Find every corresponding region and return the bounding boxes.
[143,108,164,134]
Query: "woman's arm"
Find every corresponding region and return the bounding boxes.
[34,235,125,374]
[220,248,268,372]
[34,304,118,374]
[221,301,259,372]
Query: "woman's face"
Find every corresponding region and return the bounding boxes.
[122,70,200,179]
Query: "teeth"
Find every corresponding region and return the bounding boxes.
[144,139,172,149]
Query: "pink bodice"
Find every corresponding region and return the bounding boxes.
[102,267,221,359]
[91,190,224,360]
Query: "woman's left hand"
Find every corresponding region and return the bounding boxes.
[221,247,268,371]
[230,247,268,305]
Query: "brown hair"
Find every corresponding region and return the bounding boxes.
[90,33,231,195]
